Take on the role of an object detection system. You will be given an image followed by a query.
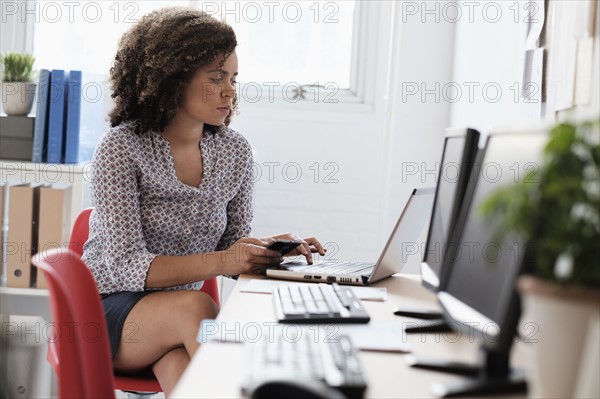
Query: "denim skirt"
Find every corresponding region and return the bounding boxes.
[101,291,155,357]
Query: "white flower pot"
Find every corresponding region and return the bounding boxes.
[1,82,37,116]
[518,276,600,398]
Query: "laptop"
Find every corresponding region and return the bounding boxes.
[266,187,435,286]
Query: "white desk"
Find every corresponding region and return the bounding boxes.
[172,274,526,398]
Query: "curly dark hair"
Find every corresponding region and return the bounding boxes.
[109,7,238,135]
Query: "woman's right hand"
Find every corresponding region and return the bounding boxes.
[220,237,283,275]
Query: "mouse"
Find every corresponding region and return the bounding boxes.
[250,380,347,399]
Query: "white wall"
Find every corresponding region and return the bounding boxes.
[378,1,456,273]
[451,0,600,131]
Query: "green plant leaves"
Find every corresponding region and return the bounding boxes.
[0,52,36,82]
[482,120,600,289]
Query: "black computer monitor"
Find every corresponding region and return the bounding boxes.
[421,128,480,291]
[410,128,549,397]
[394,128,480,326]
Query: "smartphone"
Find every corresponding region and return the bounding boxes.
[267,240,302,255]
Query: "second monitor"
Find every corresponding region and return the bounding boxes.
[394,127,480,326]
[408,125,550,397]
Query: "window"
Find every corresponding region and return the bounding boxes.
[206,1,358,104]
[205,1,356,86]
[33,1,190,75]
[27,0,364,161]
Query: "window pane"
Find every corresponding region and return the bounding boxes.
[33,0,356,85]
[207,1,356,88]
[33,1,190,74]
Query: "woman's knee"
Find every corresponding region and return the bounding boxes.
[180,290,219,321]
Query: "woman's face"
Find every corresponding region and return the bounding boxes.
[179,51,238,126]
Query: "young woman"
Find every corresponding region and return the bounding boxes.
[82,7,325,396]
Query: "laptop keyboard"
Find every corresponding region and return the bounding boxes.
[241,332,367,399]
[295,261,375,275]
[273,283,370,324]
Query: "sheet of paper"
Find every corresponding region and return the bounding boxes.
[520,0,546,89]
[197,319,411,353]
[574,0,596,39]
[522,48,544,117]
[241,279,387,301]
[524,0,546,50]
[546,1,578,113]
[240,279,287,294]
[335,323,411,353]
[349,286,388,301]
[574,37,594,106]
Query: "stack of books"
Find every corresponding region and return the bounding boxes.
[0,69,82,164]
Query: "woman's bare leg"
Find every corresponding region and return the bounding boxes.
[112,290,218,395]
[151,347,190,397]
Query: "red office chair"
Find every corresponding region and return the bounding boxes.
[41,207,220,398]
[32,248,116,399]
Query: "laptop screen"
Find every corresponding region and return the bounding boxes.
[370,187,435,283]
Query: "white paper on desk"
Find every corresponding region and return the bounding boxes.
[241,279,387,301]
[336,323,412,353]
[239,279,286,294]
[349,286,387,301]
[197,319,411,353]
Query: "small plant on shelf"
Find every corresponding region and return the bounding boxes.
[0,52,37,115]
[0,52,36,82]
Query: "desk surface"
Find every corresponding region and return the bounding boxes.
[172,274,525,398]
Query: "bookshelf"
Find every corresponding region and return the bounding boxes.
[0,161,88,398]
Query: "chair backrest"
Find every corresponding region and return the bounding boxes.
[31,249,115,399]
[69,207,93,257]
[69,208,220,306]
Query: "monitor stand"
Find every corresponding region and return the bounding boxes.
[404,319,454,334]
[393,308,453,333]
[406,347,526,397]
[393,307,443,319]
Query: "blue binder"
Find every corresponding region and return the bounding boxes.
[63,70,82,164]
[31,69,51,163]
[46,69,65,164]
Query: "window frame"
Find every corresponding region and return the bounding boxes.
[230,0,383,110]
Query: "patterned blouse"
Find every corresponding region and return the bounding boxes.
[82,122,254,294]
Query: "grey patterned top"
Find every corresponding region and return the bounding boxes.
[82,122,254,294]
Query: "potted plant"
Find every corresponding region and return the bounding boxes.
[0,52,36,116]
[482,119,600,398]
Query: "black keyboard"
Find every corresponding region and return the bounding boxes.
[273,283,370,324]
[241,332,367,399]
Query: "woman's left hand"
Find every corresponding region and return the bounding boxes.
[261,233,326,265]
